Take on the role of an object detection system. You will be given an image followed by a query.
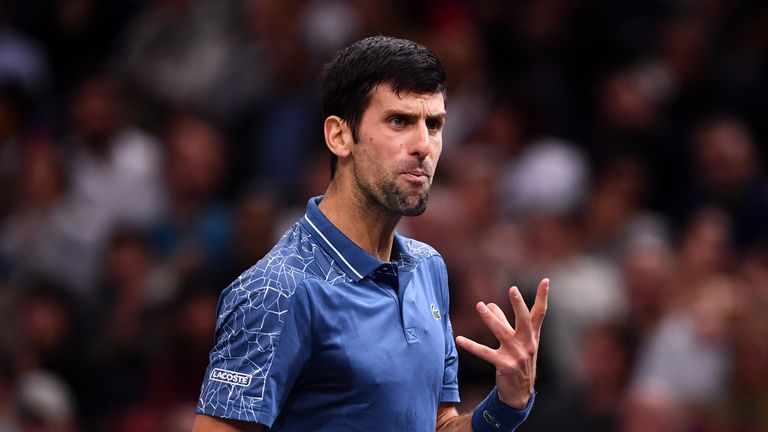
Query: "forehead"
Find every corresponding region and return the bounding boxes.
[365,84,445,114]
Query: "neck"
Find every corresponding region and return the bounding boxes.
[319,179,399,262]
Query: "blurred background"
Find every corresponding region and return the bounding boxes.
[0,0,767,431]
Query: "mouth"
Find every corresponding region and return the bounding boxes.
[402,169,430,184]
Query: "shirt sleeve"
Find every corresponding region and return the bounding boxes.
[437,258,460,403]
[196,271,312,427]
[441,313,460,403]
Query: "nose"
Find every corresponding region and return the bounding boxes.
[409,121,432,159]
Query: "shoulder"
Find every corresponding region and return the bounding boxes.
[397,235,451,303]
[400,235,441,259]
[398,235,445,268]
[220,222,348,308]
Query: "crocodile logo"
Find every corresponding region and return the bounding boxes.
[483,410,501,429]
[430,303,441,320]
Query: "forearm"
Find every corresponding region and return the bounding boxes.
[436,389,535,432]
[436,405,472,432]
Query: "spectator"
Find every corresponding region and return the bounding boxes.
[0,138,66,285]
[683,117,768,251]
[526,323,635,432]
[50,73,164,296]
[15,371,77,432]
[118,0,242,117]
[149,112,233,287]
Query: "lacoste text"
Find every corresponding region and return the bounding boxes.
[210,368,252,387]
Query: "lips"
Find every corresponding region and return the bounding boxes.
[402,169,430,183]
[405,169,428,178]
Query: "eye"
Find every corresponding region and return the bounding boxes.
[389,116,406,127]
[426,118,443,131]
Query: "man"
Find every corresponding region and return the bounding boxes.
[193,36,549,432]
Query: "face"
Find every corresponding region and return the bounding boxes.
[350,85,445,216]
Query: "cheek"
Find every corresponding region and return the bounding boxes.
[358,133,401,166]
[353,141,385,181]
[428,140,442,173]
[433,143,443,162]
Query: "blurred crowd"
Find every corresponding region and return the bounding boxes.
[0,0,767,431]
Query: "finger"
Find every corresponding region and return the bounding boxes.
[508,286,533,341]
[475,302,516,344]
[487,302,513,330]
[531,278,550,339]
[456,335,498,364]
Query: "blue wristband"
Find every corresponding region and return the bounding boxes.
[471,387,535,432]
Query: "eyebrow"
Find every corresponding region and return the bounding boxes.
[383,109,446,121]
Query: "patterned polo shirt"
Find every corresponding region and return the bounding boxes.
[196,195,460,431]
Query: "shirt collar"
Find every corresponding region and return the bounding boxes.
[301,195,408,282]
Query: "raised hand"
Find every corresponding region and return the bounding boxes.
[455,278,549,409]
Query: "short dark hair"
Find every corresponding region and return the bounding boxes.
[320,35,447,177]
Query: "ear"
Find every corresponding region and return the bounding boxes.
[324,116,353,159]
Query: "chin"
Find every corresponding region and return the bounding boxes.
[400,206,427,217]
[375,181,430,216]
[398,195,429,216]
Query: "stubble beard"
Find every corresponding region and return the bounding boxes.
[356,172,430,217]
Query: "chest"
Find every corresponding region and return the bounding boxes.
[302,271,448,393]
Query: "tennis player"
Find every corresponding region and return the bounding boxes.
[192,35,549,432]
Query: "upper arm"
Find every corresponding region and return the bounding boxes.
[192,414,264,432]
[196,275,313,426]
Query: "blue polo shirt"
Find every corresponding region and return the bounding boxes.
[196,196,460,430]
